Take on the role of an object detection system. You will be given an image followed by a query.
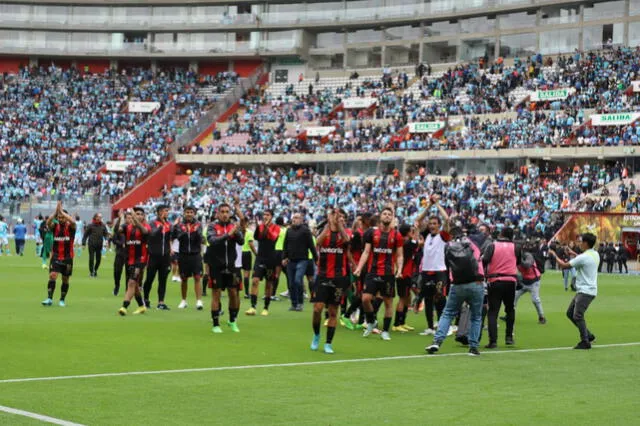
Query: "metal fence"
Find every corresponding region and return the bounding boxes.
[1,197,113,229]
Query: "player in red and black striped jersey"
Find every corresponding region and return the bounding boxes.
[310,208,352,354]
[354,207,404,341]
[341,212,374,330]
[41,201,76,307]
[392,224,422,332]
[246,209,280,316]
[116,208,151,316]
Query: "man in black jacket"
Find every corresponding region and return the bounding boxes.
[605,242,616,273]
[616,242,628,273]
[597,243,606,272]
[172,206,204,310]
[142,205,173,310]
[82,213,109,278]
[111,221,126,296]
[207,202,244,333]
[283,212,318,312]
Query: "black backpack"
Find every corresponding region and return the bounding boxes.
[521,252,535,269]
[445,238,481,284]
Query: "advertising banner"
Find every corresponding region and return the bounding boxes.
[342,98,378,109]
[129,102,161,113]
[591,113,640,126]
[105,161,133,172]
[408,121,446,133]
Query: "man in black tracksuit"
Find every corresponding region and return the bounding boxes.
[111,222,126,296]
[143,205,173,310]
[172,205,204,310]
[207,202,244,332]
[82,213,110,277]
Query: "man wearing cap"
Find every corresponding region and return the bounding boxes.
[142,204,173,310]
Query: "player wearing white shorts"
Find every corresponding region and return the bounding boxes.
[0,216,9,255]
[74,216,84,257]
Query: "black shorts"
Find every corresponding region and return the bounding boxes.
[171,253,179,263]
[241,251,252,271]
[253,258,277,281]
[421,271,448,287]
[211,267,240,291]
[126,263,145,283]
[396,277,412,298]
[50,258,73,277]
[363,274,396,298]
[179,254,203,279]
[306,260,316,277]
[311,276,350,306]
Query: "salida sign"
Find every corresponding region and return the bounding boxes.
[591,113,640,126]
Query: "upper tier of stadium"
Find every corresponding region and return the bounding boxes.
[0,0,638,64]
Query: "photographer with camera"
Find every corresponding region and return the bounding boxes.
[549,233,599,350]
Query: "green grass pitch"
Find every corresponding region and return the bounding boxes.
[0,243,639,425]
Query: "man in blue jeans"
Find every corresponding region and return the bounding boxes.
[282,213,317,311]
[427,228,485,356]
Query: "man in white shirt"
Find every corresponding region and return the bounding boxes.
[549,233,599,350]
[414,195,451,336]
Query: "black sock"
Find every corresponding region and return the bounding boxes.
[326,326,336,344]
[365,311,374,324]
[373,298,382,315]
[123,300,131,309]
[313,320,320,335]
[273,278,279,296]
[243,277,249,294]
[394,310,402,326]
[47,280,56,299]
[324,310,329,319]
[340,297,347,317]
[403,306,408,323]
[134,294,144,307]
[383,316,392,332]
[251,294,257,308]
[345,297,361,316]
[229,309,238,323]
[212,310,220,327]
[60,283,69,301]
[264,295,271,310]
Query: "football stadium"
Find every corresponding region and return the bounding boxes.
[1,0,640,424]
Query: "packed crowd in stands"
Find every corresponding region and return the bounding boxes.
[0,64,238,206]
[200,46,640,155]
[1,48,639,211]
[143,161,629,232]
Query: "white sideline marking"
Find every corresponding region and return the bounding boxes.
[0,342,638,385]
[0,405,85,426]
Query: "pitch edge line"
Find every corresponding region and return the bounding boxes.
[0,405,86,426]
[1,342,639,385]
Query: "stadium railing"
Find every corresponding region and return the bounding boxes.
[170,64,267,155]
[176,145,639,165]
